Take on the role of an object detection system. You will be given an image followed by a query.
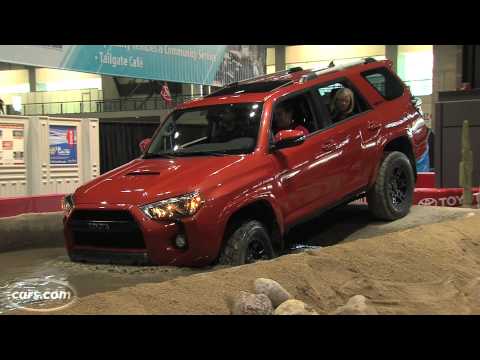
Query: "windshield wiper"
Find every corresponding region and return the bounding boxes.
[145,150,245,158]
[172,151,228,157]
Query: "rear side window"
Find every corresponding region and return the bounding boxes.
[315,79,371,127]
[362,67,404,101]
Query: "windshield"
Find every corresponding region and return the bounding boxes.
[145,103,263,157]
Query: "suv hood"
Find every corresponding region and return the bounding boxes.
[74,156,244,206]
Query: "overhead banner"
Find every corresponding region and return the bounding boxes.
[0,45,265,86]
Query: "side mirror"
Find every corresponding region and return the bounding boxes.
[139,138,152,153]
[272,130,305,151]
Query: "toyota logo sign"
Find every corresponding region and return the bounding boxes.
[87,222,110,231]
[418,198,438,206]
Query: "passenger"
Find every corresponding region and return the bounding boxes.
[330,88,355,123]
[273,102,309,136]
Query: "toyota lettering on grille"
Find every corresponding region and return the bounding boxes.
[87,222,111,231]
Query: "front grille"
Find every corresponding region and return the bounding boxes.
[69,210,146,250]
[71,210,134,221]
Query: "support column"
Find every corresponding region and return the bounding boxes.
[28,66,36,92]
[385,45,398,72]
[275,46,286,72]
[432,45,463,129]
[101,76,120,100]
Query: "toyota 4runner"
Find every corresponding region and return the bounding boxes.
[63,58,429,266]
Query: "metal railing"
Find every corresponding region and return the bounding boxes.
[20,94,203,116]
[18,78,433,116]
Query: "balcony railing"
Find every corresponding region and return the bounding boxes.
[17,78,433,116]
[20,94,203,116]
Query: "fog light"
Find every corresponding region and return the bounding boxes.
[175,234,187,249]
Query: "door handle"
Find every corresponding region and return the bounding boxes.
[321,141,336,151]
[367,122,382,131]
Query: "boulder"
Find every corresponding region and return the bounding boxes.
[254,278,293,308]
[274,299,319,315]
[331,295,378,315]
[230,291,273,315]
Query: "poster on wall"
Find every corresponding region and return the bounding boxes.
[49,125,77,165]
[0,123,25,166]
[0,45,266,86]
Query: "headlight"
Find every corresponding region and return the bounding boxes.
[140,192,204,220]
[62,194,74,213]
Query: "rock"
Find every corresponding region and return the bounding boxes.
[230,291,273,315]
[274,299,319,315]
[254,278,293,308]
[331,295,378,315]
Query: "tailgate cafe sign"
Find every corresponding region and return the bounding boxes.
[0,45,265,86]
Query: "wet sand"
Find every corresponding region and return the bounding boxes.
[46,213,480,315]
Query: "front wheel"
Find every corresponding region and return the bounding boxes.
[367,151,415,221]
[218,220,274,266]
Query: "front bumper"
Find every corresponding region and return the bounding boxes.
[69,249,151,266]
[64,203,222,267]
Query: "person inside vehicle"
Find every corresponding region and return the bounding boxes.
[212,106,238,142]
[273,101,309,136]
[330,88,355,123]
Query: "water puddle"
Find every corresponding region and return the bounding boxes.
[288,244,322,254]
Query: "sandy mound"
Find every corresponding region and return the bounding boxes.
[22,213,480,315]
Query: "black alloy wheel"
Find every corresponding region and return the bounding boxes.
[245,238,269,263]
[389,166,409,211]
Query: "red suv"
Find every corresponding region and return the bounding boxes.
[63,58,429,266]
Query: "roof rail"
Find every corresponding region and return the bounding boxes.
[287,67,304,73]
[207,67,304,97]
[298,57,378,84]
[236,66,303,84]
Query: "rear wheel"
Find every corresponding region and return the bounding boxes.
[218,220,274,266]
[367,151,415,221]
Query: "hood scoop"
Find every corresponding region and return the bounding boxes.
[125,170,160,176]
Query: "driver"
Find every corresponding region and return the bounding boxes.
[273,101,309,136]
[213,107,238,142]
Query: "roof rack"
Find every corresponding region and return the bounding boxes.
[235,66,303,85]
[206,67,304,98]
[207,58,379,95]
[298,57,378,84]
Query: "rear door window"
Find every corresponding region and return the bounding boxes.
[315,79,371,127]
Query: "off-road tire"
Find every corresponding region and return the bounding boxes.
[367,151,415,221]
[218,220,274,266]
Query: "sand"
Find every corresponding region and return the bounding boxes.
[26,212,479,315]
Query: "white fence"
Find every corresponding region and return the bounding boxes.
[0,115,99,198]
